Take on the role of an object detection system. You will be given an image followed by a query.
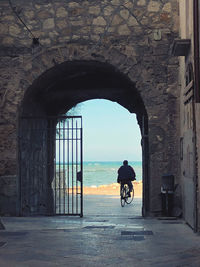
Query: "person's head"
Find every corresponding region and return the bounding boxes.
[123,160,128,166]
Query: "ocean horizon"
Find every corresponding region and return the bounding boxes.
[56,161,142,187]
[83,161,142,187]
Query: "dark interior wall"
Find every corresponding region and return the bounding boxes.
[22,61,146,119]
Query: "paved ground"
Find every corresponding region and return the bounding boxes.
[0,196,200,266]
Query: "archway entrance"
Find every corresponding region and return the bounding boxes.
[67,99,143,216]
[18,61,149,216]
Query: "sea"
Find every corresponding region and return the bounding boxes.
[83,161,142,187]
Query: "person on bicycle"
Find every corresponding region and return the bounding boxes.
[117,160,136,197]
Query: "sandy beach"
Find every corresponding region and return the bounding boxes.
[83,181,142,197]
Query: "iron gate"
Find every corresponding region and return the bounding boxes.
[53,116,83,216]
[18,116,83,217]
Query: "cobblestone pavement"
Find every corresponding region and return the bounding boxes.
[0,196,200,267]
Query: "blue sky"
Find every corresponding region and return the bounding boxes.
[67,99,142,162]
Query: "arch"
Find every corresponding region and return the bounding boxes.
[18,44,148,116]
[21,60,146,121]
[18,59,149,216]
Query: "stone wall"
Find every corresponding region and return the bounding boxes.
[0,0,177,47]
[178,0,200,230]
[0,0,180,215]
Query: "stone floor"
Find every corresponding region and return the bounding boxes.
[0,196,200,266]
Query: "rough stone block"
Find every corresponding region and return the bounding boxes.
[93,16,106,26]
[162,3,172,13]
[118,24,130,35]
[137,0,146,6]
[148,1,161,12]
[2,37,14,45]
[56,7,68,18]
[112,15,123,26]
[24,10,35,19]
[56,20,68,29]
[9,25,21,36]
[104,6,114,16]
[0,23,8,34]
[43,18,55,30]
[120,10,130,20]
[37,10,52,19]
[88,6,101,15]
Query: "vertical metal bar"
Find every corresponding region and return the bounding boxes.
[40,120,43,214]
[76,120,78,214]
[72,118,74,214]
[29,120,32,214]
[18,119,22,216]
[38,119,41,214]
[40,118,45,215]
[142,115,145,216]
[40,119,43,214]
[46,119,49,215]
[63,120,66,214]
[67,120,70,214]
[36,120,38,213]
[54,121,57,214]
[33,120,36,213]
[44,118,47,214]
[58,121,61,214]
[34,120,37,214]
[21,120,25,216]
[80,117,83,217]
[47,118,51,215]
[38,119,44,214]
[53,119,56,215]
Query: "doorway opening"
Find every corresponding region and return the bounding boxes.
[65,99,143,216]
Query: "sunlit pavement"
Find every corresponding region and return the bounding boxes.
[0,196,200,266]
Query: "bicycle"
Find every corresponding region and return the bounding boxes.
[120,182,134,207]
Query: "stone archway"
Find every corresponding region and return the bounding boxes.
[0,38,180,216]
[0,0,180,216]
[18,60,149,216]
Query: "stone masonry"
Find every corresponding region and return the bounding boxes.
[0,0,180,215]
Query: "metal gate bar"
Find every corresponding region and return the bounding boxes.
[76,121,78,213]
[72,118,74,214]
[63,120,66,214]
[67,120,70,213]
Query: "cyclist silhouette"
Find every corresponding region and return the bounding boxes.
[117,160,136,197]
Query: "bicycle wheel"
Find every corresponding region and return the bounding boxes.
[120,186,126,207]
[125,186,134,204]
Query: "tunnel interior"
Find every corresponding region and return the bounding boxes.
[18,60,149,216]
[21,61,146,125]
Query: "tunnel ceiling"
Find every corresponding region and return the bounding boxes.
[22,60,146,116]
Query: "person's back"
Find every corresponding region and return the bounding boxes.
[118,160,136,182]
[117,160,136,196]
[118,165,135,181]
